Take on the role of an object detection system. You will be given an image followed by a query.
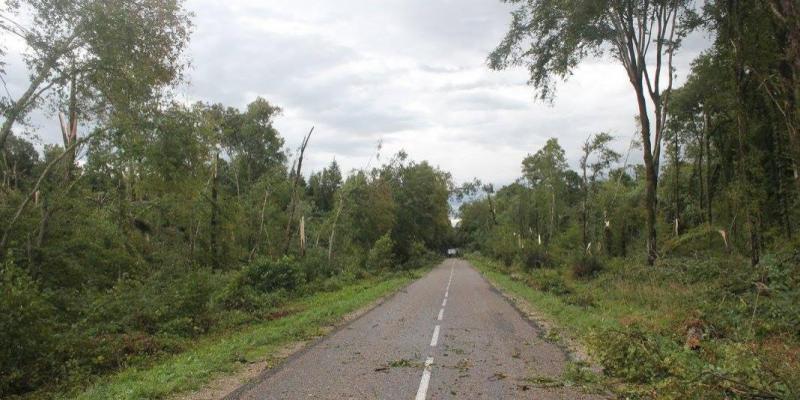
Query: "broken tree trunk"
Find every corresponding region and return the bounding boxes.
[282,127,313,255]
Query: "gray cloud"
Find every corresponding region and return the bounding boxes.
[4,0,711,186]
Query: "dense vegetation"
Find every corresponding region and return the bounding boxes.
[455,1,799,398]
[0,1,452,398]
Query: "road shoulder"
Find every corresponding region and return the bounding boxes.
[466,256,605,379]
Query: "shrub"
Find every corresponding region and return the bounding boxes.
[590,325,675,384]
[86,266,222,337]
[215,281,279,312]
[528,270,572,296]
[299,248,337,283]
[366,233,395,270]
[0,261,57,395]
[216,256,302,312]
[404,240,436,269]
[243,256,303,293]
[571,254,603,279]
[485,226,518,266]
[590,324,800,398]
[520,246,552,271]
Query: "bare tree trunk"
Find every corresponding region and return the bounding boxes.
[328,192,345,262]
[282,127,313,255]
[210,152,220,268]
[634,81,659,265]
[704,110,713,225]
[0,33,79,151]
[249,188,270,261]
[674,135,681,236]
[581,166,588,250]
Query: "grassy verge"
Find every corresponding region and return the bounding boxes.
[469,255,616,337]
[467,252,800,399]
[74,272,418,400]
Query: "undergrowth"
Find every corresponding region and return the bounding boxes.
[469,250,800,399]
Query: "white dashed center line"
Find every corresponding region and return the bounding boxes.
[415,263,455,400]
[414,357,435,400]
[430,325,440,346]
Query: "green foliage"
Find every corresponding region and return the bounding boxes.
[570,254,603,279]
[386,158,453,260]
[241,256,303,294]
[590,324,677,384]
[470,251,800,399]
[0,261,57,395]
[366,233,395,270]
[75,276,414,400]
[308,160,342,213]
[299,248,337,283]
[519,246,552,271]
[528,269,572,296]
[86,267,222,337]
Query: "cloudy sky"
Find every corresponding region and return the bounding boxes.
[9,0,712,186]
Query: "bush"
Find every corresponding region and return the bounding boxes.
[404,240,436,269]
[590,324,676,384]
[366,233,395,270]
[243,256,304,293]
[520,246,552,271]
[299,248,337,283]
[0,261,57,395]
[86,266,222,337]
[485,226,518,266]
[216,256,303,312]
[590,323,800,398]
[528,270,572,296]
[571,254,603,279]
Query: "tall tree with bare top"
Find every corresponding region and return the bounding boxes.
[489,0,699,264]
[0,0,192,151]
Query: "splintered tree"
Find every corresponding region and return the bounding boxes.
[0,0,191,151]
[490,0,699,264]
[579,133,620,251]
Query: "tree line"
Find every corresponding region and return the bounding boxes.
[465,0,799,265]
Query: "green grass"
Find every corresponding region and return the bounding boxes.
[468,255,615,337]
[73,274,416,400]
[467,252,800,399]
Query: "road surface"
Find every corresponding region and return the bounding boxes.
[226,259,601,399]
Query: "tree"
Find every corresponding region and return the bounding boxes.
[579,133,620,250]
[490,0,699,264]
[382,154,452,260]
[308,160,342,213]
[0,0,192,151]
[220,98,286,193]
[522,138,568,242]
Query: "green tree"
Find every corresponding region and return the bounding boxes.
[490,0,699,264]
[579,133,620,250]
[0,0,192,151]
[522,138,568,242]
[308,160,343,213]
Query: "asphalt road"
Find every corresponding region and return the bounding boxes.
[226,259,602,399]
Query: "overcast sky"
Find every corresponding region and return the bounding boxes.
[8,0,713,186]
